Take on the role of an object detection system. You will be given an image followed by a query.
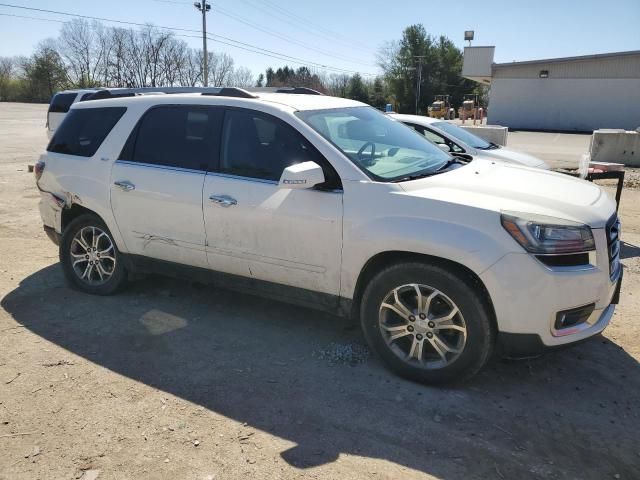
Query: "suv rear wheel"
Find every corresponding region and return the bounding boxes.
[60,214,127,295]
[360,262,494,384]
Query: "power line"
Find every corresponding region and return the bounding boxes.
[0,11,355,74]
[240,0,373,53]
[252,0,373,50]
[150,0,376,66]
[0,3,376,76]
[210,5,376,68]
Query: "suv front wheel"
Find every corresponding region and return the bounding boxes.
[360,262,494,384]
[60,214,127,295]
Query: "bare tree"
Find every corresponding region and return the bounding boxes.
[0,57,14,100]
[58,19,107,87]
[229,66,254,88]
[206,52,234,87]
[326,73,350,97]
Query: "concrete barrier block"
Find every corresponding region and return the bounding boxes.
[459,125,509,146]
[590,129,640,167]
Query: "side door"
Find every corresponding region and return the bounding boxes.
[203,107,343,300]
[110,105,223,267]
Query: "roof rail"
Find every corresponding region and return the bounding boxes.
[200,87,258,99]
[81,86,242,101]
[248,87,323,95]
[78,85,322,102]
[83,89,167,101]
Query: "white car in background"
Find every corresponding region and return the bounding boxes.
[390,113,549,169]
[46,89,99,139]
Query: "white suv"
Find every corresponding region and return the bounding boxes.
[35,88,622,384]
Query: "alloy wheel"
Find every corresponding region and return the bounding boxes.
[69,226,117,286]
[378,283,467,369]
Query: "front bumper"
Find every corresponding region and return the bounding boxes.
[496,303,616,358]
[480,226,620,349]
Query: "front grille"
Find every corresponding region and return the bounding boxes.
[606,215,621,280]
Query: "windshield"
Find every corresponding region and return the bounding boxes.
[432,121,492,149]
[296,106,450,181]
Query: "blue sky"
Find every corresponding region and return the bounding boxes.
[0,0,638,78]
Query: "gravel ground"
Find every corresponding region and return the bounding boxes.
[1,103,639,480]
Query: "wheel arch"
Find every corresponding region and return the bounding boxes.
[61,204,98,233]
[350,251,497,331]
[60,204,128,253]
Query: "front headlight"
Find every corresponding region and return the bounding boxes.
[500,212,595,254]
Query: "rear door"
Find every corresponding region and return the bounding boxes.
[110,105,223,267]
[202,108,343,299]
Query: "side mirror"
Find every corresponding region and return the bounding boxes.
[436,143,451,153]
[278,161,325,190]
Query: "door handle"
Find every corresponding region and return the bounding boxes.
[114,180,135,191]
[209,194,237,207]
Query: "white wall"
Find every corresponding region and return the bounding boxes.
[487,78,640,131]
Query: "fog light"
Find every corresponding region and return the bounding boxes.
[554,304,595,330]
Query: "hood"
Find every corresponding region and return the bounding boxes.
[476,146,549,169]
[398,159,615,228]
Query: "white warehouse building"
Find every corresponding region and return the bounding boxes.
[462,47,640,132]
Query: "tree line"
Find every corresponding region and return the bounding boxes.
[0,19,253,103]
[0,19,480,114]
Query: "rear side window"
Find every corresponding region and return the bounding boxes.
[126,105,222,171]
[47,107,126,157]
[48,93,77,113]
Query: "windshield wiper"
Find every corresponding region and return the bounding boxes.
[390,159,460,183]
[390,172,438,183]
[478,142,500,150]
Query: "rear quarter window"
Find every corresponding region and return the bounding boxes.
[47,107,127,157]
[48,93,78,113]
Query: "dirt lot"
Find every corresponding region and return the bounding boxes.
[1,102,639,480]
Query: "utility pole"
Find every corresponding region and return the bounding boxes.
[414,55,426,115]
[194,2,211,87]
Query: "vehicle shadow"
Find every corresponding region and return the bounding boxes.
[2,265,639,479]
[621,241,640,260]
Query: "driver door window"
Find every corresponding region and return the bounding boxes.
[221,109,315,181]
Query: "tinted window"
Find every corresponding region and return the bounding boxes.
[432,121,491,149]
[221,109,319,181]
[130,106,220,171]
[48,93,77,113]
[409,123,463,153]
[47,107,126,157]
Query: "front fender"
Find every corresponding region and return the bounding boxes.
[340,215,511,299]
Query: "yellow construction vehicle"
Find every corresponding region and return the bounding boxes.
[458,94,483,124]
[427,95,455,120]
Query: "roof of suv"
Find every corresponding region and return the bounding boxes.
[71,91,365,112]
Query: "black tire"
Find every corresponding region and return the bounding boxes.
[59,214,127,295]
[360,262,494,385]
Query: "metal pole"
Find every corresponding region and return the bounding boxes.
[414,56,425,115]
[195,2,210,87]
[202,3,208,87]
[416,57,422,114]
